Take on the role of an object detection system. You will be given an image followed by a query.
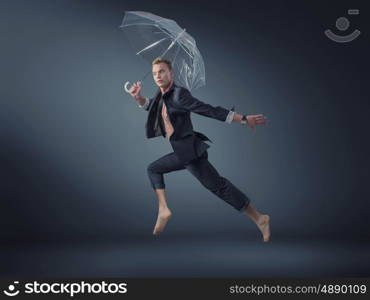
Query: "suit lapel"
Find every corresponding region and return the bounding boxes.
[146,89,162,138]
[148,88,161,113]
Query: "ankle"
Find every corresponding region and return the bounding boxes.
[256,214,269,226]
[243,209,261,224]
[256,214,264,225]
[159,205,170,211]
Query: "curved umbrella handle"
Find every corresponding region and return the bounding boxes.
[123,81,132,93]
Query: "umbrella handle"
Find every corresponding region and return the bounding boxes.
[123,81,132,93]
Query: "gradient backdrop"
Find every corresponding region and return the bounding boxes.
[1,0,369,277]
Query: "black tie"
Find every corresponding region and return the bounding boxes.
[154,96,166,137]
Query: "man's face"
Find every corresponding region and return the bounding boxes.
[152,63,173,89]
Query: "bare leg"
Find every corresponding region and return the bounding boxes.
[243,204,271,242]
[153,188,172,235]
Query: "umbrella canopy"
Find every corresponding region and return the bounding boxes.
[120,11,205,91]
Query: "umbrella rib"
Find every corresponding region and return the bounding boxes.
[136,37,169,55]
[177,43,194,59]
[120,23,158,28]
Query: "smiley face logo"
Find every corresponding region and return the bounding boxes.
[325,9,361,43]
[3,281,20,297]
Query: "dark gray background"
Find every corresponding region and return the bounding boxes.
[1,0,369,277]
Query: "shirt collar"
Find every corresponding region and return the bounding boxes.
[153,82,176,103]
[161,81,175,97]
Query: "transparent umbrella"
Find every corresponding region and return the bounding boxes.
[120,11,205,92]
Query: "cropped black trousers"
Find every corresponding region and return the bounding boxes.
[147,150,250,213]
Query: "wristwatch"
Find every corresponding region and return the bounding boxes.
[241,115,248,125]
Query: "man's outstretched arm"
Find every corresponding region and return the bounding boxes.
[174,88,234,122]
[175,88,268,130]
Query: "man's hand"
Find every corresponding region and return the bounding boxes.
[246,114,268,132]
[128,81,144,102]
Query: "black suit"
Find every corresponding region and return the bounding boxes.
[144,83,250,213]
[145,83,232,165]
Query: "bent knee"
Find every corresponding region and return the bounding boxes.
[147,164,154,174]
[147,162,161,175]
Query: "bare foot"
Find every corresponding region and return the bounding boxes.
[257,214,271,242]
[153,207,172,235]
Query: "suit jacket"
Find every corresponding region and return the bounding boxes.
[144,83,232,165]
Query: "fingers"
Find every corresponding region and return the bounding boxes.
[245,114,269,133]
[254,114,267,120]
[128,82,137,92]
[129,85,135,93]
[129,82,142,95]
[134,81,141,89]
[133,82,142,92]
[255,119,268,125]
[252,115,269,126]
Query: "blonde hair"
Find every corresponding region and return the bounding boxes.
[152,57,172,71]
